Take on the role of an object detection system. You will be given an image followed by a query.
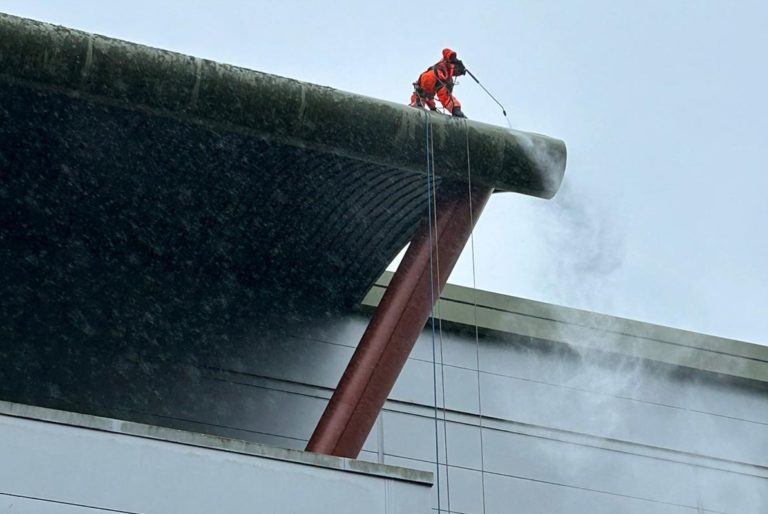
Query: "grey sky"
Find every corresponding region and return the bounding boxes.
[3,1,767,344]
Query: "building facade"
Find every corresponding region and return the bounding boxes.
[3,274,767,513]
[1,12,766,514]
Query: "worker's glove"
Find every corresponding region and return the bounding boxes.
[454,60,466,76]
[451,107,466,118]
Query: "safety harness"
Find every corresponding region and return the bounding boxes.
[412,60,452,106]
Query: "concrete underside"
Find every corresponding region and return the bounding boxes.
[0,12,565,360]
[1,80,428,336]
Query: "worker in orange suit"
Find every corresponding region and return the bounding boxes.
[410,48,467,118]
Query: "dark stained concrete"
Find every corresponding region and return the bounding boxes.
[0,13,566,420]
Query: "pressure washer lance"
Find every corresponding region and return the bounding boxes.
[465,69,512,127]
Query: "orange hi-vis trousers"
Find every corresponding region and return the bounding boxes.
[410,69,461,112]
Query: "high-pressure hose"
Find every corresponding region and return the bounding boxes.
[465,68,512,126]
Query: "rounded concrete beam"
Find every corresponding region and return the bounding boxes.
[0,12,566,197]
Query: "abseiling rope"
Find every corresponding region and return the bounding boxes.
[463,119,488,514]
[424,111,445,514]
[424,113,489,513]
[429,114,454,514]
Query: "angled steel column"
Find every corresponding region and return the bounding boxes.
[306,181,492,458]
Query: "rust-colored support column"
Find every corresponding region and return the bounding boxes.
[306,181,493,458]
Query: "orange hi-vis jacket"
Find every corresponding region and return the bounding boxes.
[410,48,464,113]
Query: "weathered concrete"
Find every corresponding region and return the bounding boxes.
[0,13,567,361]
[0,12,566,196]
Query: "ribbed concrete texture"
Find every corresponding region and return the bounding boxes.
[0,12,565,359]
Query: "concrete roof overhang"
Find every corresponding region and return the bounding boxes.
[0,13,565,347]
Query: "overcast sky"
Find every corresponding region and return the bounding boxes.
[3,1,767,344]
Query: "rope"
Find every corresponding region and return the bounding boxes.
[426,114,485,514]
[429,116,453,514]
[427,112,494,513]
[424,111,444,514]
[464,120,488,514]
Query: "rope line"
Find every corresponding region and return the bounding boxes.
[429,116,453,514]
[464,120,488,514]
[424,111,444,514]
[425,113,488,513]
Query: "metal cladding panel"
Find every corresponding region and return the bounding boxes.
[479,370,768,467]
[0,307,766,513]
[0,409,432,514]
[482,473,698,514]
[481,429,699,507]
[4,11,767,514]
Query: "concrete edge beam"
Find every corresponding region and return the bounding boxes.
[0,12,566,197]
[0,400,434,486]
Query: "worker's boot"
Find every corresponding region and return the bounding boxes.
[451,107,466,118]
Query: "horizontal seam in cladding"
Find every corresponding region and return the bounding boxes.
[194,368,768,477]
[432,295,768,365]
[118,376,768,485]
[2,409,413,483]
[380,400,768,479]
[428,509,479,514]
[0,491,146,514]
[112,406,309,444]
[11,357,762,483]
[273,333,768,428]
[201,369,332,400]
[475,368,768,428]
[382,454,728,514]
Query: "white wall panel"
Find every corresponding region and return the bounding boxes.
[0,412,430,514]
